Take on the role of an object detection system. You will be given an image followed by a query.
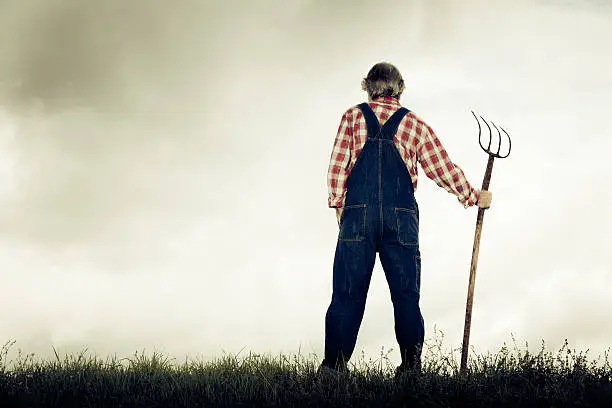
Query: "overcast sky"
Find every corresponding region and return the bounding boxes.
[0,0,610,368]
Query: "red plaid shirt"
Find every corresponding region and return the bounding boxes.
[327,96,479,209]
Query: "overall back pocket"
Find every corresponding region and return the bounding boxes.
[394,207,419,247]
[339,204,367,241]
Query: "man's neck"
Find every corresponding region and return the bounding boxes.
[370,96,401,105]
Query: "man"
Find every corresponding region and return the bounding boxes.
[320,62,492,378]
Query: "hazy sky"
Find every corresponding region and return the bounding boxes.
[0,0,610,367]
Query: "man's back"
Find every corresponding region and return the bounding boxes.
[327,96,479,210]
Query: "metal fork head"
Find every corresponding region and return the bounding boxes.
[471,111,511,159]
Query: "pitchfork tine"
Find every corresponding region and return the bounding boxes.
[491,122,502,156]
[499,126,511,158]
[471,110,481,136]
[471,111,487,153]
[480,116,492,151]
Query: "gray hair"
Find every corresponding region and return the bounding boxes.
[361,62,405,100]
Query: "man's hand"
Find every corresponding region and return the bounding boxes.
[477,190,492,209]
[336,207,343,225]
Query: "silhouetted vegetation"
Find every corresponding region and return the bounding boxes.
[1,331,610,407]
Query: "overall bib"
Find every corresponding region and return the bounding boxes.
[323,103,425,371]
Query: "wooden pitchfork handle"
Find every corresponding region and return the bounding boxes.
[460,155,494,374]
[460,112,511,375]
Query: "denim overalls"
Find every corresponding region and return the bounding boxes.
[322,103,424,371]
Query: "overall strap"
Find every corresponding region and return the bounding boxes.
[379,107,410,140]
[358,103,411,140]
[357,103,380,139]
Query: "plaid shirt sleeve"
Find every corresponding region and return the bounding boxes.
[327,110,352,208]
[416,123,480,208]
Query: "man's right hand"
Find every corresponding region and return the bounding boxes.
[477,190,492,209]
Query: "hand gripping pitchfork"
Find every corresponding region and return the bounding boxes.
[460,111,511,375]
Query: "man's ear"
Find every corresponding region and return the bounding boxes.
[361,78,367,91]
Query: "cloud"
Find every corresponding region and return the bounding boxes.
[0,0,306,246]
[0,0,610,366]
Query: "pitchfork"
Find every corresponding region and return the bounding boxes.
[460,111,511,375]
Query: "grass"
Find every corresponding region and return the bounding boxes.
[0,330,610,408]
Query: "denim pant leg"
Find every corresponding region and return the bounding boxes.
[378,240,424,366]
[323,236,377,369]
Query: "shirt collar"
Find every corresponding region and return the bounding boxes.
[371,96,401,106]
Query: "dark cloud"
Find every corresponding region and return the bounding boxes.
[0,0,228,113]
[0,0,304,246]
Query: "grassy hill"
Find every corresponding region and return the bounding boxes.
[1,335,610,407]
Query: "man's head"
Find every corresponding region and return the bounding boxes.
[361,62,405,101]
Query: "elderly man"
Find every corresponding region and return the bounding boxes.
[320,62,492,378]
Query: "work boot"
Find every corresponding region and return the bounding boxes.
[317,361,349,381]
[394,358,421,380]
